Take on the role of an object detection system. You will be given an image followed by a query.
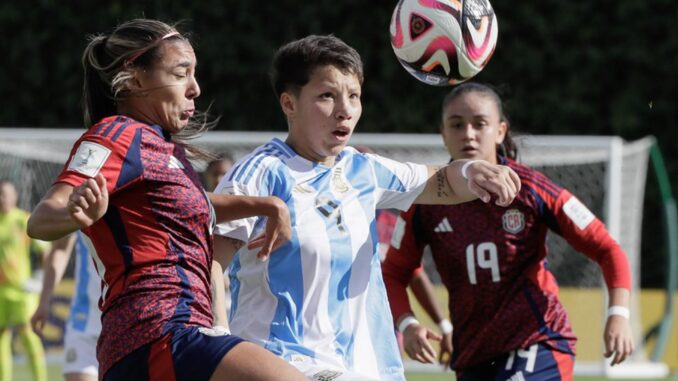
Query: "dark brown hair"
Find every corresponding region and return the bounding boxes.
[270,35,364,98]
[442,82,518,160]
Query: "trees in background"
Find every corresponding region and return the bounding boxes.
[2,1,676,285]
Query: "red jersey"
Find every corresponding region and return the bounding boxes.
[382,157,630,370]
[56,116,215,374]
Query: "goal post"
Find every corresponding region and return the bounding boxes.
[0,128,670,376]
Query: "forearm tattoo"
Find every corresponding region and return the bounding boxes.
[435,166,450,199]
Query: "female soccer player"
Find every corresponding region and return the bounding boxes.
[26,18,305,381]
[212,35,520,381]
[382,82,634,380]
[0,180,48,381]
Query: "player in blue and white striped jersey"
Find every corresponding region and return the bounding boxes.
[32,232,101,381]
[213,35,521,381]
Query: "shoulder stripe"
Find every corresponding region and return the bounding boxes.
[101,116,124,138]
[512,166,561,198]
[243,150,285,185]
[230,148,270,183]
[521,177,558,200]
[230,142,281,183]
[110,120,134,142]
[93,116,121,136]
[270,138,294,158]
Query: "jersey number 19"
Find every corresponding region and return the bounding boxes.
[466,242,500,284]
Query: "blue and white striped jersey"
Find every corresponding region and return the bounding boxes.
[214,138,429,381]
[67,232,101,336]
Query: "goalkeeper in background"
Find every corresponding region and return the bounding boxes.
[382,82,634,381]
[0,180,48,381]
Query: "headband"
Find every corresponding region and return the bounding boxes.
[124,31,182,66]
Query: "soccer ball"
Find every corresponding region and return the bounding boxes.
[390,0,498,86]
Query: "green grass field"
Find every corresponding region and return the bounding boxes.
[12,362,676,381]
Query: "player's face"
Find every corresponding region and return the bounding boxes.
[440,92,506,164]
[126,40,200,134]
[205,160,233,191]
[0,183,17,213]
[282,65,362,166]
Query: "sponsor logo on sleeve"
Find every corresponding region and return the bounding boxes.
[563,196,595,230]
[66,141,111,177]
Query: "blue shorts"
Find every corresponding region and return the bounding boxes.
[457,342,574,381]
[103,326,244,381]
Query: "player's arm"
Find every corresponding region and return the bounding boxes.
[31,234,76,335]
[547,188,634,365]
[409,268,453,367]
[414,160,520,206]
[382,209,441,364]
[211,235,246,328]
[27,174,109,240]
[208,194,291,261]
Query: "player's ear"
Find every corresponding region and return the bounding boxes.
[280,92,296,116]
[496,120,508,144]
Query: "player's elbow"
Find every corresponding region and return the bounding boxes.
[26,216,42,239]
[26,215,58,241]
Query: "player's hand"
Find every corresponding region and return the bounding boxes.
[31,301,49,336]
[604,315,634,366]
[438,332,453,370]
[464,161,521,206]
[248,196,292,261]
[403,324,441,364]
[68,174,108,228]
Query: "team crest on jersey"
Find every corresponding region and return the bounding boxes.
[502,209,525,234]
[331,167,349,193]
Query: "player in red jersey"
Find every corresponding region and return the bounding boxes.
[26,19,305,381]
[382,82,634,380]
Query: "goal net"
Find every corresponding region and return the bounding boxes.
[0,128,667,377]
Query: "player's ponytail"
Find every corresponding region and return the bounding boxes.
[82,34,116,128]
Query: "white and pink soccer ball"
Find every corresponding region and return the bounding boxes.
[390,0,498,86]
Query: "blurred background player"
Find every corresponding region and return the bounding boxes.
[382,82,635,381]
[354,145,451,358]
[25,18,305,381]
[32,232,100,381]
[202,152,234,191]
[0,180,48,381]
[213,35,520,381]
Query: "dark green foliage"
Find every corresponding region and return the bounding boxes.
[1,1,676,286]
